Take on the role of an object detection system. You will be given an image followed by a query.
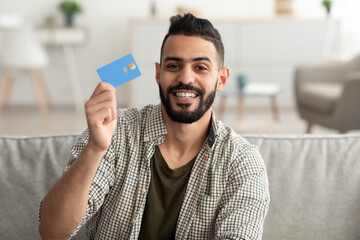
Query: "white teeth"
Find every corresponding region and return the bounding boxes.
[175,92,196,98]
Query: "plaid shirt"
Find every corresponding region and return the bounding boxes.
[68,104,269,239]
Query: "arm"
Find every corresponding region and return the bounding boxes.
[39,82,117,240]
[216,146,270,240]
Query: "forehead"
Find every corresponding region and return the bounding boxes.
[162,35,218,63]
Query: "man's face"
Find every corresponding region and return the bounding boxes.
[156,35,226,124]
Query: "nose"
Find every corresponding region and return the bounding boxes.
[177,65,195,84]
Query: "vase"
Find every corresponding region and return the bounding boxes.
[323,2,332,17]
[237,74,248,93]
[65,13,74,26]
[275,0,294,16]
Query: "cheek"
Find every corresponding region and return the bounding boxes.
[158,80,171,96]
[158,71,173,85]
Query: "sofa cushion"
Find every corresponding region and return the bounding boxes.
[299,82,342,114]
[0,135,81,240]
[244,134,360,240]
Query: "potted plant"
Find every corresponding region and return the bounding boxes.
[322,0,332,17]
[59,0,83,26]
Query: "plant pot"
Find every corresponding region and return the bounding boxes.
[65,13,74,26]
[322,1,332,17]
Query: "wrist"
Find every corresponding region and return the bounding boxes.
[74,144,106,172]
[84,141,108,157]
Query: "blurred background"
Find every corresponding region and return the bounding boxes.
[1,0,360,136]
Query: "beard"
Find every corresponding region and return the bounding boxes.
[159,81,217,124]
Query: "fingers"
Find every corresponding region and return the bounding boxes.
[85,82,117,126]
[87,106,115,126]
[86,100,115,121]
[90,82,115,99]
[87,91,115,108]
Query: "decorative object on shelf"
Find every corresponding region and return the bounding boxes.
[44,15,56,28]
[176,7,204,18]
[275,0,294,16]
[322,0,332,17]
[58,0,83,26]
[149,0,157,17]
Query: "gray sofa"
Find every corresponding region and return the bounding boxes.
[1,134,360,240]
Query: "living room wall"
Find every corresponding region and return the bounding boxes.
[0,0,358,107]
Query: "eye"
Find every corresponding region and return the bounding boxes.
[195,65,208,71]
[166,63,181,71]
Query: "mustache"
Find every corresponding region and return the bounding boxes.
[167,83,204,95]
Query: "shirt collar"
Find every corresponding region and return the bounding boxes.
[143,104,218,149]
[143,104,168,143]
[207,110,217,149]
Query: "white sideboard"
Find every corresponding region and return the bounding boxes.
[127,18,340,108]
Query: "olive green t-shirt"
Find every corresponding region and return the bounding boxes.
[138,146,196,240]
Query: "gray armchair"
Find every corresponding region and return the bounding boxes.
[294,54,360,133]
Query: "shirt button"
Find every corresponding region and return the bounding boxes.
[156,136,163,141]
[144,136,149,141]
[132,218,136,224]
[141,188,147,194]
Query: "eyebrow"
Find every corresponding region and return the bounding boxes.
[163,56,213,65]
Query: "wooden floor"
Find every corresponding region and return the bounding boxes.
[0,105,357,136]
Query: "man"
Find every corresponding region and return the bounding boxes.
[39,13,269,240]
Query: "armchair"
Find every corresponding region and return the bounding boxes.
[294,54,360,133]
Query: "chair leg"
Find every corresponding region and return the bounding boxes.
[0,70,14,111]
[30,70,49,115]
[270,95,280,122]
[36,70,53,107]
[217,95,226,120]
[306,122,313,133]
[237,96,245,120]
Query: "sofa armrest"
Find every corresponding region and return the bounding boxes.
[333,71,360,127]
[342,71,360,100]
[345,71,360,82]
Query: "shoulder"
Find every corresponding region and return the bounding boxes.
[215,119,255,155]
[214,120,265,177]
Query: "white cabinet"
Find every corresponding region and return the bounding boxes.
[127,18,340,108]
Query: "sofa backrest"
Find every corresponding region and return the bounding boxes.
[0,135,83,240]
[1,134,360,240]
[245,134,360,240]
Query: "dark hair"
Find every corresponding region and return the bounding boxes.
[160,13,225,68]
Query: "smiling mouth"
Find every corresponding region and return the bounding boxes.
[174,91,198,99]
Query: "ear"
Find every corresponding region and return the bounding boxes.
[155,62,161,84]
[216,67,229,92]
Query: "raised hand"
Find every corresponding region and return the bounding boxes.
[85,82,117,153]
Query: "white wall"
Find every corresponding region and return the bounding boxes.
[0,0,358,107]
[0,0,151,106]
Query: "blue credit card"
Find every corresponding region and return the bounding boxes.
[97,54,141,88]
